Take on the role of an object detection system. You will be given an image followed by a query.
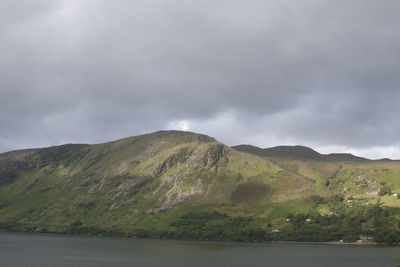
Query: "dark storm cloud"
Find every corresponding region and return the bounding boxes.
[1,0,400,158]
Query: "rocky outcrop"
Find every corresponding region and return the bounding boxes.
[202,144,229,169]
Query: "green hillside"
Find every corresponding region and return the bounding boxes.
[232,144,368,161]
[1,131,400,243]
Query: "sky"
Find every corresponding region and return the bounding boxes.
[1,0,400,159]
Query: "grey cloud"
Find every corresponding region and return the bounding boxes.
[1,0,400,158]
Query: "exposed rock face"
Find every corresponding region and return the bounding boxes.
[150,144,229,209]
[353,175,381,194]
[202,144,228,168]
[0,161,33,171]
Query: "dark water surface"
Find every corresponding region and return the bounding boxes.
[1,232,399,267]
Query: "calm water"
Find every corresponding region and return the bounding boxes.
[1,232,399,267]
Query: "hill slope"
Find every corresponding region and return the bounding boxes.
[1,131,400,243]
[233,144,400,207]
[232,144,368,161]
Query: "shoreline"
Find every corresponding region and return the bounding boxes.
[269,240,379,246]
[0,229,385,246]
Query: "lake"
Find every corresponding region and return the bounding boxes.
[1,232,399,267]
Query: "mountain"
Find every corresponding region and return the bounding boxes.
[232,144,368,161]
[1,131,400,243]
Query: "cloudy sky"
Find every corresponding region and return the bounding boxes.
[1,0,400,159]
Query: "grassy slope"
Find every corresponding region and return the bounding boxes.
[0,131,399,236]
[234,144,400,208]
